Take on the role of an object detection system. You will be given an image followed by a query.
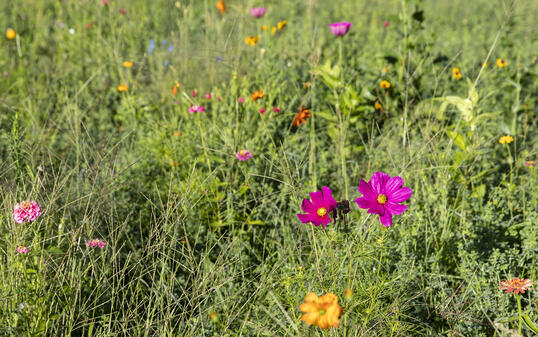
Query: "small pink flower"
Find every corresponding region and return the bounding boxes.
[205,93,212,99]
[383,21,390,28]
[13,200,42,223]
[102,0,109,5]
[328,22,352,36]
[523,161,536,167]
[297,187,338,229]
[189,105,205,113]
[249,7,267,18]
[259,108,267,114]
[273,107,280,113]
[238,97,245,103]
[192,90,197,97]
[236,150,253,161]
[119,8,126,15]
[15,246,30,254]
[85,239,107,248]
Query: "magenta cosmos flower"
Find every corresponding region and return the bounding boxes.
[328,22,352,36]
[86,239,107,248]
[249,7,267,18]
[188,105,205,113]
[238,97,245,103]
[236,150,253,161]
[13,200,42,223]
[354,172,412,227]
[297,187,338,229]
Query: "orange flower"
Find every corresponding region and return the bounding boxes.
[299,292,342,329]
[379,80,390,89]
[6,28,16,40]
[122,61,133,68]
[293,106,311,127]
[374,101,383,110]
[250,90,266,101]
[174,132,182,137]
[172,81,180,95]
[117,84,128,92]
[499,277,533,295]
[215,0,226,14]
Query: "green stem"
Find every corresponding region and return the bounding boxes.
[517,293,522,335]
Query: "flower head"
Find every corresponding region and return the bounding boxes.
[354,172,412,227]
[205,93,212,99]
[297,187,337,229]
[452,67,462,80]
[383,21,390,28]
[379,80,391,89]
[496,58,508,68]
[238,96,245,103]
[271,26,277,35]
[259,108,266,114]
[245,35,259,46]
[13,200,42,223]
[262,25,268,31]
[249,7,267,18]
[119,8,126,15]
[189,105,205,113]
[524,161,536,167]
[374,102,383,110]
[273,107,280,113]
[85,239,107,248]
[15,246,30,254]
[277,20,287,30]
[6,28,16,39]
[148,39,156,54]
[216,0,226,14]
[328,22,352,36]
[293,106,311,127]
[251,90,266,101]
[499,135,514,144]
[236,150,253,161]
[500,277,533,295]
[122,61,133,68]
[192,90,197,97]
[299,292,342,329]
[117,84,128,92]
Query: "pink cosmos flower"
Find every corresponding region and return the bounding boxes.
[85,239,107,248]
[236,150,253,161]
[249,7,267,18]
[15,246,30,254]
[297,187,338,229]
[354,172,412,227]
[188,105,205,113]
[205,93,212,99]
[383,21,390,28]
[192,90,197,97]
[13,200,42,223]
[102,0,109,5]
[259,108,267,114]
[328,22,352,36]
[238,97,245,103]
[273,107,280,113]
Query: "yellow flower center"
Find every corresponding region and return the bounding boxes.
[317,207,327,217]
[239,150,247,156]
[318,309,326,315]
[377,194,387,204]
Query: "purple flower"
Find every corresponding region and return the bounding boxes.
[15,246,30,254]
[249,7,267,18]
[297,187,338,229]
[328,22,352,36]
[188,105,205,113]
[236,150,253,161]
[354,172,412,227]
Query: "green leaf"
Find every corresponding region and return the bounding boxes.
[522,314,538,334]
[446,131,468,151]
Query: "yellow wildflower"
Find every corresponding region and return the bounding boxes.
[271,26,277,35]
[379,80,390,89]
[215,0,225,14]
[496,58,508,68]
[6,28,16,40]
[117,84,128,92]
[244,35,259,46]
[277,20,287,30]
[452,67,462,80]
[499,135,514,144]
[262,25,268,31]
[122,61,133,68]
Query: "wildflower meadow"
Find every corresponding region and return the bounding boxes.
[1,0,537,336]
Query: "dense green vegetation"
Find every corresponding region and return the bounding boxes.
[1,0,537,335]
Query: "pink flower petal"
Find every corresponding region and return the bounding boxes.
[301,199,317,213]
[384,176,403,195]
[388,187,412,203]
[386,202,407,215]
[358,179,377,199]
[379,213,393,227]
[309,190,324,205]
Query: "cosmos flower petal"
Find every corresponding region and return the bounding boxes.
[301,199,317,213]
[321,186,337,208]
[388,187,412,203]
[366,203,384,215]
[297,213,316,224]
[354,196,376,210]
[321,214,332,228]
[386,202,407,215]
[384,176,404,195]
[379,212,393,227]
[309,190,324,205]
[370,172,390,194]
[301,312,319,325]
[358,179,377,199]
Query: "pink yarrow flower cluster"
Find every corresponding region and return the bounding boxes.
[354,172,412,227]
[189,105,205,113]
[249,7,267,18]
[297,187,337,229]
[236,150,253,161]
[85,239,107,248]
[328,22,352,36]
[15,246,30,254]
[13,200,42,223]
